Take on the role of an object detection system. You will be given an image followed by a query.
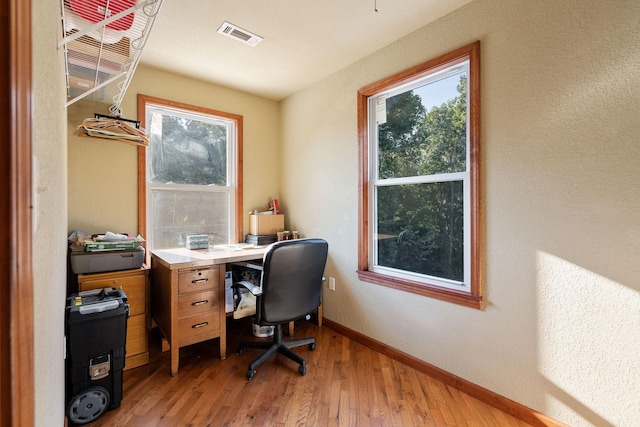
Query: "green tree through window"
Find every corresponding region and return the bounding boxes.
[138,94,244,251]
[150,114,228,186]
[377,77,467,281]
[358,42,482,308]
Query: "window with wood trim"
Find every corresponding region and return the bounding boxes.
[137,94,244,251]
[357,41,482,308]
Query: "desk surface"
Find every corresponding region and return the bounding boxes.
[151,244,267,270]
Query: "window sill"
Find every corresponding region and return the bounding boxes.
[357,269,483,309]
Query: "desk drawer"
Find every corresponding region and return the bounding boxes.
[178,311,219,343]
[178,290,218,316]
[178,267,217,294]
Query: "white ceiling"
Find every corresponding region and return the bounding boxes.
[140,0,473,101]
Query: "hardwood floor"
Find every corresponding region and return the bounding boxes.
[85,317,533,426]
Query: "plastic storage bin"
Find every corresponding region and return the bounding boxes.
[65,287,129,425]
[252,320,274,337]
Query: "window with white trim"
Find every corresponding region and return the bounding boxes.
[357,42,482,308]
[138,95,243,251]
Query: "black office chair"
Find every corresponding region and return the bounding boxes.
[236,238,328,380]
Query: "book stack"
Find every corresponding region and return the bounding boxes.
[83,232,144,252]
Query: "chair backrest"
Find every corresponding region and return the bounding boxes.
[257,238,328,325]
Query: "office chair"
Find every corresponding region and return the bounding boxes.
[236,238,328,380]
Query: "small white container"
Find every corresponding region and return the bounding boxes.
[252,321,274,337]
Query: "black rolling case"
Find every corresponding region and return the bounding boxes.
[65,287,129,425]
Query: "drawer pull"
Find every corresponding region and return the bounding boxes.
[191,278,209,284]
[192,322,208,329]
[191,300,209,306]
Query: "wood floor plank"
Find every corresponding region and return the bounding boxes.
[81,317,536,426]
[338,389,351,427]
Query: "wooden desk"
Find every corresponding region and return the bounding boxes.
[151,245,266,376]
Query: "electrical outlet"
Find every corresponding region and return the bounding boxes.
[329,277,336,291]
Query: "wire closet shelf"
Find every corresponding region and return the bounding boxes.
[59,0,164,116]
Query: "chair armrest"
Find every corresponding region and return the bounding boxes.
[237,280,262,296]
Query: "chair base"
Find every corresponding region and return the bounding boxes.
[236,324,316,380]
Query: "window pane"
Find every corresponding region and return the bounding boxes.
[358,42,480,305]
[376,181,464,282]
[378,72,467,179]
[151,189,229,249]
[149,111,228,185]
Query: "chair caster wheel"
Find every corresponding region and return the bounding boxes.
[298,365,307,376]
[237,347,245,355]
[246,369,255,380]
[308,343,316,351]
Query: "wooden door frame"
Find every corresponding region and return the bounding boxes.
[1,0,35,425]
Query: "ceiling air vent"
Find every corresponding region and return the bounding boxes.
[217,21,263,47]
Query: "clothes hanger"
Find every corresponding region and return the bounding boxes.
[77,113,149,146]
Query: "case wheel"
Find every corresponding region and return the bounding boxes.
[67,385,110,425]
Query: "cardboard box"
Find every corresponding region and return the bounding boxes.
[67,34,131,65]
[249,214,284,235]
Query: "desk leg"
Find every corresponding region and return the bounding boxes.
[288,321,294,336]
[220,341,227,360]
[288,304,322,336]
[170,341,179,376]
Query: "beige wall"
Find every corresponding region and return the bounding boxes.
[36,0,639,425]
[280,0,640,426]
[67,100,141,234]
[32,0,68,424]
[68,65,282,237]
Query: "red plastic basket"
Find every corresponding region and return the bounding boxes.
[69,0,137,31]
